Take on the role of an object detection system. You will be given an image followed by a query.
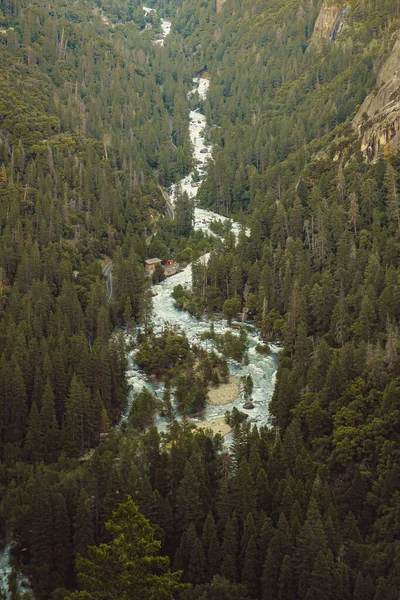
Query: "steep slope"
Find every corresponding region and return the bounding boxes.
[353,34,400,161]
[309,2,348,47]
[167,0,400,216]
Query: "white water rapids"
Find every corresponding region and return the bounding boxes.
[126,63,279,433]
[143,6,171,45]
[0,544,29,599]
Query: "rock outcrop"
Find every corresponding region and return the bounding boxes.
[309,2,348,47]
[353,35,400,162]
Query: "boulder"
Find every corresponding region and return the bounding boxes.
[243,401,255,410]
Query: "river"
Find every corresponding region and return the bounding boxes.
[125,14,279,435]
[143,6,171,45]
[0,543,29,599]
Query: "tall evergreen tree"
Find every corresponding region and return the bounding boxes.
[25,400,43,462]
[175,462,204,532]
[67,497,186,600]
[40,378,59,462]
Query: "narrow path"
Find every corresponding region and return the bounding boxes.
[102,261,113,301]
[161,187,175,220]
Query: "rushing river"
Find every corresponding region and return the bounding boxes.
[0,544,29,599]
[126,29,280,433]
[143,6,171,45]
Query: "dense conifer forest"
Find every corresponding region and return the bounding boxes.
[0,0,400,597]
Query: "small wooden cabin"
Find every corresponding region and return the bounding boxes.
[145,258,162,274]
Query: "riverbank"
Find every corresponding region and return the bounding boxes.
[207,376,240,406]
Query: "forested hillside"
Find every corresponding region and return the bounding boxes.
[0,0,197,465]
[1,0,400,598]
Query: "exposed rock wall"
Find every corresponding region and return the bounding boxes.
[309,2,347,47]
[353,35,400,161]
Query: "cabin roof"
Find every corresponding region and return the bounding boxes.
[145,257,162,265]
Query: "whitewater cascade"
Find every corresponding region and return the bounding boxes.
[125,20,279,434]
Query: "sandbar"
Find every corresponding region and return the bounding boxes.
[207,376,241,406]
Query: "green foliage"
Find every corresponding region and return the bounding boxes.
[241,375,253,398]
[171,284,197,314]
[225,408,248,428]
[129,387,159,431]
[222,297,241,325]
[255,343,270,355]
[205,329,249,363]
[1,0,400,598]
[67,496,187,600]
[175,185,195,237]
[135,328,191,380]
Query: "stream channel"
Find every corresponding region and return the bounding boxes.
[126,9,280,437]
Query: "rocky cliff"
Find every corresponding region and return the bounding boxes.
[353,34,400,161]
[309,2,347,47]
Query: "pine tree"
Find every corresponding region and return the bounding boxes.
[175,462,204,532]
[348,192,359,236]
[374,578,391,600]
[278,554,295,600]
[304,549,334,600]
[216,479,234,528]
[333,562,351,600]
[353,572,365,600]
[8,360,27,445]
[231,458,255,519]
[258,516,274,558]
[220,515,238,583]
[324,515,340,556]
[152,490,173,546]
[201,513,219,580]
[67,497,186,600]
[0,355,8,453]
[261,514,292,600]
[97,305,111,341]
[40,378,59,462]
[384,163,399,230]
[0,163,7,184]
[255,468,271,513]
[177,524,198,574]
[188,536,206,584]
[295,498,328,598]
[53,491,72,588]
[248,439,261,479]
[64,376,88,456]
[30,475,54,596]
[262,535,281,600]
[52,345,67,424]
[74,490,95,558]
[358,294,376,342]
[241,535,258,598]
[25,400,43,462]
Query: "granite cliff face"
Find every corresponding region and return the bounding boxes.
[309,2,347,47]
[353,35,400,161]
